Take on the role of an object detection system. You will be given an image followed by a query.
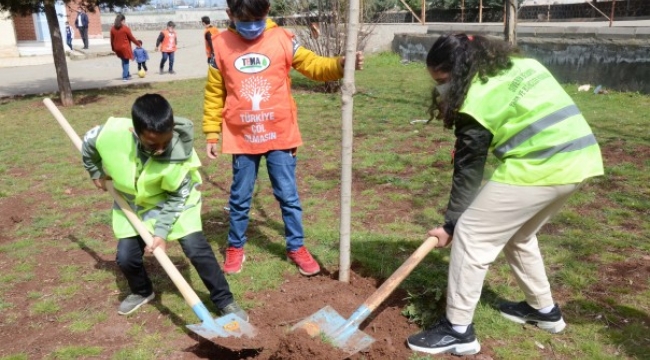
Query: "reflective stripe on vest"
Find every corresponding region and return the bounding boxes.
[493,104,581,159]
[460,58,603,185]
[521,133,598,159]
[213,27,302,154]
[96,117,203,240]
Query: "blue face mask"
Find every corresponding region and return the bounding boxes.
[235,19,266,40]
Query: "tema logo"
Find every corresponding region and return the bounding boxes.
[235,53,270,74]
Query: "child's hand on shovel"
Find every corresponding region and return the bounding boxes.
[146,236,167,254]
[92,176,112,191]
[428,227,452,248]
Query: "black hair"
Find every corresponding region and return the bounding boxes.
[201,16,211,25]
[114,14,125,29]
[138,39,143,46]
[131,94,174,135]
[226,0,270,19]
[426,34,519,129]
[167,21,175,27]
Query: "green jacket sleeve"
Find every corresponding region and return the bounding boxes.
[81,125,105,180]
[443,115,493,235]
[153,173,193,240]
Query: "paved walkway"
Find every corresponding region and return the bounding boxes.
[1,20,649,99]
[0,29,211,99]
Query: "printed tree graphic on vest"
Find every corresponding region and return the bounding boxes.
[240,76,271,110]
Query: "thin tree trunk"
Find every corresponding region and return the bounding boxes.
[504,0,517,45]
[338,0,359,283]
[44,1,73,106]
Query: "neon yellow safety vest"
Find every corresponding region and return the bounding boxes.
[95,117,203,240]
[460,58,604,185]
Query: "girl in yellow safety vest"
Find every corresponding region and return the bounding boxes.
[406,34,603,356]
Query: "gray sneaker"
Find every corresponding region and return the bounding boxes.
[219,302,249,322]
[118,293,155,315]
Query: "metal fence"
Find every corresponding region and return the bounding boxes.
[386,0,650,24]
[518,0,650,22]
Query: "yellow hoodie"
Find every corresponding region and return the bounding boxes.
[202,19,343,144]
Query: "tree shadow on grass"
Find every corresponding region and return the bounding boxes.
[67,233,225,338]
[564,298,650,359]
[202,183,325,269]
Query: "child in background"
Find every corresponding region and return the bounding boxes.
[133,40,149,73]
[203,0,363,276]
[155,21,177,75]
[65,21,73,51]
[81,93,248,320]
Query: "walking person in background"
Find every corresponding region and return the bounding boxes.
[74,8,89,49]
[65,21,73,51]
[155,21,178,75]
[202,16,220,66]
[203,0,363,276]
[405,33,604,356]
[133,40,150,73]
[110,14,139,82]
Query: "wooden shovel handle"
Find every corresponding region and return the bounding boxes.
[43,98,203,309]
[364,236,439,312]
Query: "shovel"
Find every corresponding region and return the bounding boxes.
[291,236,439,355]
[43,98,257,341]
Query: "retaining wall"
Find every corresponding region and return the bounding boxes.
[393,23,650,93]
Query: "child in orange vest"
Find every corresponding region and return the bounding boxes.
[203,0,363,276]
[202,15,220,66]
[155,21,177,75]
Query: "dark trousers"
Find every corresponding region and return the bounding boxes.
[160,52,175,71]
[116,231,234,309]
[138,62,148,71]
[78,27,88,49]
[66,37,73,50]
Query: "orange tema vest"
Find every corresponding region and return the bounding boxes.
[161,30,177,52]
[213,28,301,154]
[204,26,220,58]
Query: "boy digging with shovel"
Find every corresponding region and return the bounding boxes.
[81,93,248,320]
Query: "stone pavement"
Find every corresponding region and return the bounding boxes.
[0,29,212,99]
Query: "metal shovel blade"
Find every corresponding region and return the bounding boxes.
[291,306,375,355]
[187,313,258,340]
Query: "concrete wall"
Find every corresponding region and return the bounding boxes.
[393,23,650,93]
[100,9,230,31]
[97,13,429,54]
[0,12,19,58]
[362,23,428,53]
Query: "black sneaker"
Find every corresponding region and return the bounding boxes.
[407,317,480,355]
[499,301,566,333]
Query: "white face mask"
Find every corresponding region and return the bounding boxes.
[436,83,451,99]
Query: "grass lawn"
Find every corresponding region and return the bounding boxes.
[0,52,649,359]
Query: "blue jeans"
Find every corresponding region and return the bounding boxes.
[228,150,304,251]
[160,52,175,71]
[116,231,234,309]
[120,57,130,79]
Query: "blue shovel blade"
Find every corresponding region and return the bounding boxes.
[187,313,258,340]
[291,306,375,355]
